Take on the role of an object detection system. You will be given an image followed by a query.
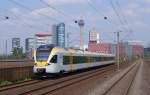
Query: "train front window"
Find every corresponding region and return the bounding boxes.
[36,45,54,61]
[36,52,49,61]
[50,55,57,63]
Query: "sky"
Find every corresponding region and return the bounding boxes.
[0,0,150,54]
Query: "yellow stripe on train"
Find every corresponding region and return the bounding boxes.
[36,61,47,67]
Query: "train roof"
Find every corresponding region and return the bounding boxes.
[54,47,115,57]
[37,45,115,57]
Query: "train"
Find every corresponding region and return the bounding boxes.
[33,45,115,75]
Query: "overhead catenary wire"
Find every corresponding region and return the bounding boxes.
[87,0,117,41]
[87,0,105,17]
[0,12,20,26]
[107,0,134,35]
[40,0,119,44]
[87,0,113,24]
[40,0,97,46]
[9,11,48,32]
[87,0,133,42]
[115,0,134,41]
[0,12,10,20]
[40,0,94,31]
[39,0,79,28]
[40,0,75,20]
[0,8,50,32]
[7,0,59,22]
[7,0,82,31]
[109,0,125,25]
[87,0,130,33]
[7,0,92,48]
[115,1,130,26]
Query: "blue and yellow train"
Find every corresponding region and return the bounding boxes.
[33,45,115,75]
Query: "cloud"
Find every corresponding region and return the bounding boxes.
[29,7,57,17]
[140,7,150,14]
[123,9,137,17]
[44,0,86,5]
[143,0,150,3]
[9,8,21,14]
[133,21,147,27]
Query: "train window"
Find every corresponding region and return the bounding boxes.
[73,56,80,64]
[89,57,93,62]
[89,56,107,62]
[63,56,114,64]
[111,57,115,60]
[63,56,70,65]
[104,57,107,61]
[72,56,88,64]
[100,57,104,61]
[109,57,112,60]
[96,57,101,62]
[73,56,78,64]
[50,55,57,63]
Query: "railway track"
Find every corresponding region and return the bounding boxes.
[102,62,140,95]
[0,79,42,92]
[123,66,139,95]
[23,65,116,95]
[0,64,116,95]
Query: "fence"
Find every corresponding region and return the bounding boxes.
[0,60,34,81]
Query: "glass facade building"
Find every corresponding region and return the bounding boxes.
[56,23,65,48]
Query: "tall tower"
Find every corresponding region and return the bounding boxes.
[75,18,85,50]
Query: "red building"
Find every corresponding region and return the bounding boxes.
[88,42,112,54]
[132,45,144,56]
[127,41,144,58]
[88,41,144,59]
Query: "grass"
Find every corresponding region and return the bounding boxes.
[0,81,12,86]
[0,78,32,87]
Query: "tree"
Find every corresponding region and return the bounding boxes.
[12,47,26,59]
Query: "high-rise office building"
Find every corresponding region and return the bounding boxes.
[89,29,100,43]
[56,23,65,48]
[52,23,66,48]
[25,38,35,58]
[12,38,20,50]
